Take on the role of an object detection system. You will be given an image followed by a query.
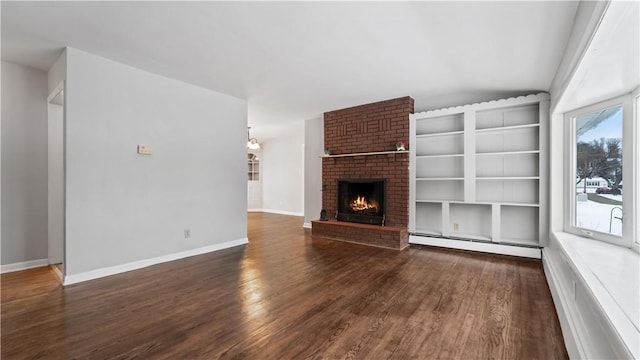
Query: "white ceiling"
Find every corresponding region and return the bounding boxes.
[2,1,579,134]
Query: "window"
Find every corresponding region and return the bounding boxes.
[248,154,260,181]
[574,105,623,235]
[566,95,636,247]
[636,92,640,246]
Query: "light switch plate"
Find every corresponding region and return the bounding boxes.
[137,145,153,155]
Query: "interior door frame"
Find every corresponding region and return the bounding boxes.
[46,80,66,281]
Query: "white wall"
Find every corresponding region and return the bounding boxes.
[261,121,304,216]
[549,1,609,111]
[64,48,248,277]
[303,117,323,226]
[1,61,49,266]
[48,49,66,93]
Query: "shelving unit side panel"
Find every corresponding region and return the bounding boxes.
[409,116,417,232]
[538,99,550,246]
[442,202,451,237]
[492,204,501,243]
[464,110,476,202]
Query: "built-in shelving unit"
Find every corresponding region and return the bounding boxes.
[409,93,549,258]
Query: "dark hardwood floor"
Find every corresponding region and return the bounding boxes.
[1,212,567,359]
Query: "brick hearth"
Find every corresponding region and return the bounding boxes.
[312,96,413,250]
[311,220,409,250]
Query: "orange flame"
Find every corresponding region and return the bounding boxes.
[350,195,378,212]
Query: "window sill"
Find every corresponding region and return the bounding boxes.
[550,232,639,358]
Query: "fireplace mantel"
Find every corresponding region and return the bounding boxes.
[321,150,408,158]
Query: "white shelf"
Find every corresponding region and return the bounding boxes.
[416,153,464,159]
[476,150,539,156]
[498,202,539,207]
[414,229,442,237]
[477,176,540,180]
[499,237,540,247]
[416,177,464,181]
[416,130,464,138]
[476,123,540,133]
[416,200,539,207]
[450,233,492,242]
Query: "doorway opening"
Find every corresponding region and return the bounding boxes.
[47,82,65,282]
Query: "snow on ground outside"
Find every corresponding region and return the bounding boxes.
[576,200,623,235]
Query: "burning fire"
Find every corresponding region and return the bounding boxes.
[350,195,378,212]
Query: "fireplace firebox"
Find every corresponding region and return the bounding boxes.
[337,179,385,226]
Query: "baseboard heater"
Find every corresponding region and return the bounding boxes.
[409,233,542,259]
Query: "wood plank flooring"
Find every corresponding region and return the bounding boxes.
[1,212,567,359]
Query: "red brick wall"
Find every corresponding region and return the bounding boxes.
[322,97,413,228]
[324,97,413,154]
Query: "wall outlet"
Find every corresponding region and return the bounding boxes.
[184,229,191,239]
[453,223,460,231]
[137,145,153,155]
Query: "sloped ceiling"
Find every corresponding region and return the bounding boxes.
[2,1,578,130]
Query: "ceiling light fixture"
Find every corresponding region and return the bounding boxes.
[247,127,261,150]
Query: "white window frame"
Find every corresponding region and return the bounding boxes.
[564,93,637,250]
[634,89,640,250]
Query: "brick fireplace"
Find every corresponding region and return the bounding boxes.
[311,97,413,250]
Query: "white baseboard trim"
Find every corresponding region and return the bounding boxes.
[260,209,304,217]
[303,222,312,229]
[247,208,263,212]
[409,235,541,259]
[63,237,248,286]
[1,258,49,274]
